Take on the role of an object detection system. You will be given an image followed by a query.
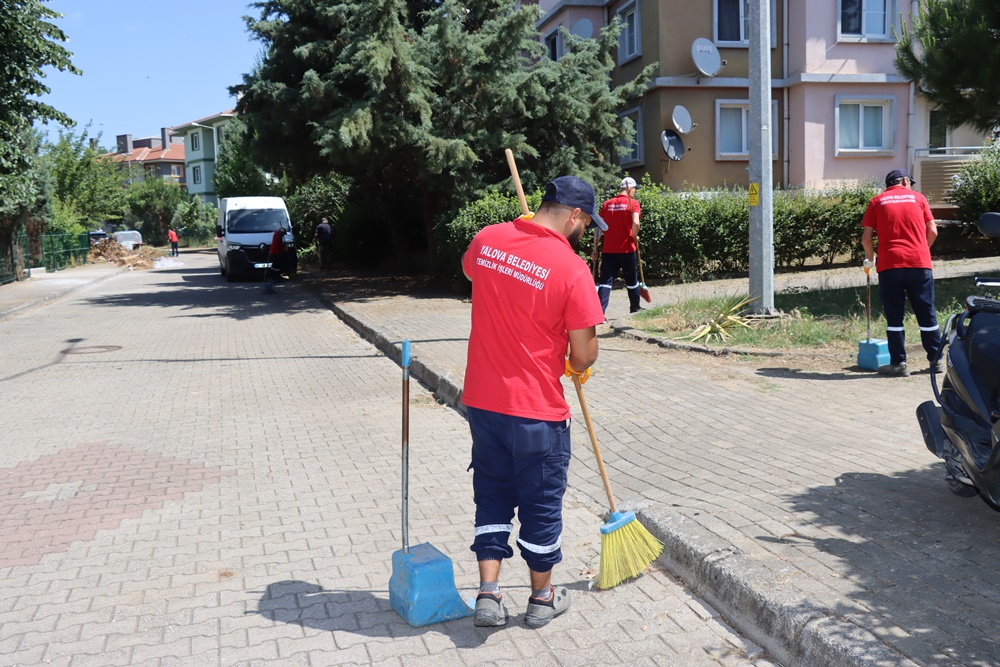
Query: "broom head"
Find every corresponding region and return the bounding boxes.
[639,283,651,303]
[598,511,664,589]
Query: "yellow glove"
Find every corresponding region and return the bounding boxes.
[522,212,534,220]
[564,359,591,384]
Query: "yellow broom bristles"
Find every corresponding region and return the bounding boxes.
[598,517,664,590]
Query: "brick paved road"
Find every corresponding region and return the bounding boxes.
[0,252,771,666]
[314,256,1000,667]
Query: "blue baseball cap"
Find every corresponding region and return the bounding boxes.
[542,176,608,231]
[885,168,914,187]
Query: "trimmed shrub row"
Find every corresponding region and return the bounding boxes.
[436,177,881,284]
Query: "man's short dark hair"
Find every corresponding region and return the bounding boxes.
[537,200,574,217]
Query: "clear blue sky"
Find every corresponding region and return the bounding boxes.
[37,0,263,147]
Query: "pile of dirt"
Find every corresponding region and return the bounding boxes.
[88,239,165,270]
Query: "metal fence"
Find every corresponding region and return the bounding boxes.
[0,228,30,285]
[42,233,90,272]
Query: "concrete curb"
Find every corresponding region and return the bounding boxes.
[608,318,785,358]
[313,285,913,667]
[0,266,128,323]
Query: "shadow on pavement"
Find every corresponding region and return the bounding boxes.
[756,367,875,381]
[303,271,466,304]
[782,467,1000,666]
[250,580,491,648]
[82,265,322,320]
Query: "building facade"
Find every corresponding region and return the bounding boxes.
[170,110,236,206]
[535,0,987,209]
[110,128,186,188]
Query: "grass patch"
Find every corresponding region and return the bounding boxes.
[633,276,977,350]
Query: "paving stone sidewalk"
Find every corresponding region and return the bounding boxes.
[0,252,773,667]
[308,254,1000,667]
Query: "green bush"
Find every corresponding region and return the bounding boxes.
[949,139,1000,224]
[436,177,879,284]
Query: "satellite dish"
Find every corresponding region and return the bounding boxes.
[660,130,685,161]
[570,18,594,39]
[691,38,723,78]
[672,105,694,134]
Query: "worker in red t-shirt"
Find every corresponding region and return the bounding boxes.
[596,177,641,314]
[861,168,941,377]
[267,227,286,277]
[461,175,606,629]
[167,229,179,257]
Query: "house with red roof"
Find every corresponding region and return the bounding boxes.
[109,128,186,188]
[170,110,237,206]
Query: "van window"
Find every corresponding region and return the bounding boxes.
[226,208,289,233]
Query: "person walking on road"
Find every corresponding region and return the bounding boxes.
[315,217,334,270]
[167,229,179,257]
[596,177,642,314]
[861,168,942,377]
[461,175,607,629]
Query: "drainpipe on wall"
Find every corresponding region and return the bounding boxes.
[906,1,919,174]
[782,0,790,188]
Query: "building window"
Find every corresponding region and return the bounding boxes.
[191,132,200,151]
[840,0,888,38]
[715,100,779,160]
[192,166,202,184]
[171,165,182,177]
[216,126,225,145]
[928,109,948,152]
[717,0,749,42]
[146,166,156,179]
[544,29,561,61]
[836,97,894,154]
[619,107,642,165]
[617,1,640,64]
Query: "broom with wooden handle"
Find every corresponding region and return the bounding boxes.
[504,149,663,588]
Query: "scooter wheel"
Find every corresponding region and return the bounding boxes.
[947,477,978,497]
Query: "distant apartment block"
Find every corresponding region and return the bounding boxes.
[534,0,988,210]
[170,110,236,206]
[110,128,185,187]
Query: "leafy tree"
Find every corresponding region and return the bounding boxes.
[214,118,273,198]
[125,178,188,246]
[171,197,218,247]
[285,172,351,242]
[44,127,129,229]
[896,0,1000,132]
[0,0,79,278]
[948,139,1000,223]
[234,0,654,266]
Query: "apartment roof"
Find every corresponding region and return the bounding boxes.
[170,109,237,133]
[109,142,185,164]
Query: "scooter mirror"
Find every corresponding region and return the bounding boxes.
[977,212,1000,238]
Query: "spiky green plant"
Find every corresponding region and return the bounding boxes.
[679,293,758,343]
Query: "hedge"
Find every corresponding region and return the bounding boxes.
[437,176,880,284]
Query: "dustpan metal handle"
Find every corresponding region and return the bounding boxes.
[402,339,410,554]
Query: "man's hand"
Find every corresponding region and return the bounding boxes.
[863,258,875,273]
[564,359,591,384]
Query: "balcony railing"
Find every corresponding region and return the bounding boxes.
[912,146,982,208]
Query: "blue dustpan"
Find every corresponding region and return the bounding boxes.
[388,340,474,627]
[858,268,890,371]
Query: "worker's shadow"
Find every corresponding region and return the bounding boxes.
[249,580,490,647]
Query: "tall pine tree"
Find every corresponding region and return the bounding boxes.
[234,0,654,266]
[896,0,1000,132]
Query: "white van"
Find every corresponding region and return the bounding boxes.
[216,196,297,281]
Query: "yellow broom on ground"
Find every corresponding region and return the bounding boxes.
[568,372,664,589]
[503,148,663,588]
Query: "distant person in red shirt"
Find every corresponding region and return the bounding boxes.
[861,168,941,377]
[167,229,179,257]
[461,175,606,629]
[596,177,641,314]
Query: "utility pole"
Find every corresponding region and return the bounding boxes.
[748,0,776,314]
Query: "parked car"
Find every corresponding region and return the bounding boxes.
[113,230,142,250]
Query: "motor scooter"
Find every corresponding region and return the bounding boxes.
[916,212,1000,509]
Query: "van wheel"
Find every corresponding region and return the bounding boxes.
[226,268,235,282]
[220,264,226,276]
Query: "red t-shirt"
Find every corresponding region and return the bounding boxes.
[167,230,178,242]
[861,185,933,270]
[270,230,284,255]
[462,217,605,421]
[599,193,640,253]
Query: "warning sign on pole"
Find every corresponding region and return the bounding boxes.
[749,182,760,207]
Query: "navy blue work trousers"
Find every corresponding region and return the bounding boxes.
[467,406,571,573]
[598,251,640,313]
[878,267,942,365]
